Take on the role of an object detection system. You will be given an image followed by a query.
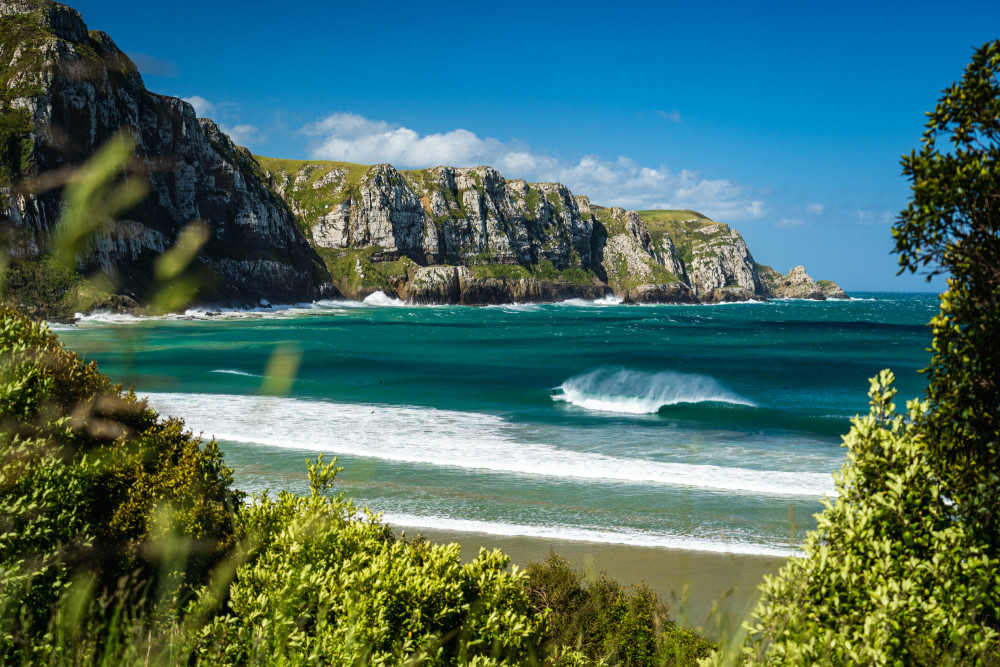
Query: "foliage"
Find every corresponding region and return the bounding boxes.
[189,455,545,666]
[0,12,48,183]
[894,39,1000,557]
[314,246,414,297]
[466,262,533,281]
[0,306,240,661]
[0,257,109,319]
[525,552,715,666]
[734,373,1000,665]
[727,40,1000,666]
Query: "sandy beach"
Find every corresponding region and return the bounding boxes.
[397,526,788,639]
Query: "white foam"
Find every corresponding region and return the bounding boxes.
[555,295,624,307]
[210,369,261,378]
[703,299,767,306]
[144,392,834,498]
[70,295,414,326]
[555,367,755,415]
[362,291,406,307]
[383,513,798,557]
[490,303,543,312]
[74,310,146,323]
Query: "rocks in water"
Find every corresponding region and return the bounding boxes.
[407,266,463,305]
[622,283,698,304]
[757,264,849,300]
[406,265,608,306]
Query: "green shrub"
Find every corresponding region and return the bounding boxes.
[735,372,1000,665]
[0,258,110,320]
[525,551,715,666]
[189,455,545,666]
[0,306,240,659]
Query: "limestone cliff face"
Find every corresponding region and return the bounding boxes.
[266,158,846,305]
[267,161,594,270]
[0,0,330,308]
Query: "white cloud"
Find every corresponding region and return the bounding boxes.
[855,210,894,225]
[221,124,259,147]
[658,110,683,123]
[806,202,824,215]
[301,112,765,221]
[183,95,214,117]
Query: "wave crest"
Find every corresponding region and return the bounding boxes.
[555,367,754,414]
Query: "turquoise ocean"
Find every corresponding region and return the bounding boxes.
[52,292,938,558]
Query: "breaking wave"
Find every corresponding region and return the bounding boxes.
[554,367,755,414]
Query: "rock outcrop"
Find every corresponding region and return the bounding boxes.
[265,158,848,305]
[757,263,849,300]
[0,0,331,312]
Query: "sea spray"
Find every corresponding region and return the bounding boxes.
[361,291,406,307]
[555,367,755,414]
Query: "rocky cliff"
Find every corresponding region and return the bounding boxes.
[0,0,845,313]
[0,0,331,315]
[261,157,847,305]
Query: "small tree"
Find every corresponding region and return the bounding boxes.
[894,40,1000,557]
[726,41,1000,665]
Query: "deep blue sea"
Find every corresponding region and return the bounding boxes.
[52,292,938,557]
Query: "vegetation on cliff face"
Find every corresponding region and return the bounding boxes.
[0,0,331,312]
[0,12,46,191]
[636,210,713,266]
[253,155,370,233]
[251,155,842,305]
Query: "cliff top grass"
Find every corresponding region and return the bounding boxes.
[637,209,710,224]
[638,210,722,239]
[253,155,371,187]
[637,209,735,263]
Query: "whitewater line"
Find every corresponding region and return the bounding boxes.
[382,513,800,557]
[145,392,836,498]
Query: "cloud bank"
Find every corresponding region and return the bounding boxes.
[301,113,765,222]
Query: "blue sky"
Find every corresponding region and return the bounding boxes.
[71,0,999,291]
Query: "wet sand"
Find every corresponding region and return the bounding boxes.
[396,526,788,639]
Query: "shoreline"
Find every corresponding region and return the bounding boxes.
[47,291,883,327]
[395,525,787,638]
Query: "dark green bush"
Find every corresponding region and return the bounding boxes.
[524,551,716,666]
[0,305,240,658]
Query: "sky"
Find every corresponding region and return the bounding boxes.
[70,0,999,292]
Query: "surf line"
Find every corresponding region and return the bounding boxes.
[144,392,836,498]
